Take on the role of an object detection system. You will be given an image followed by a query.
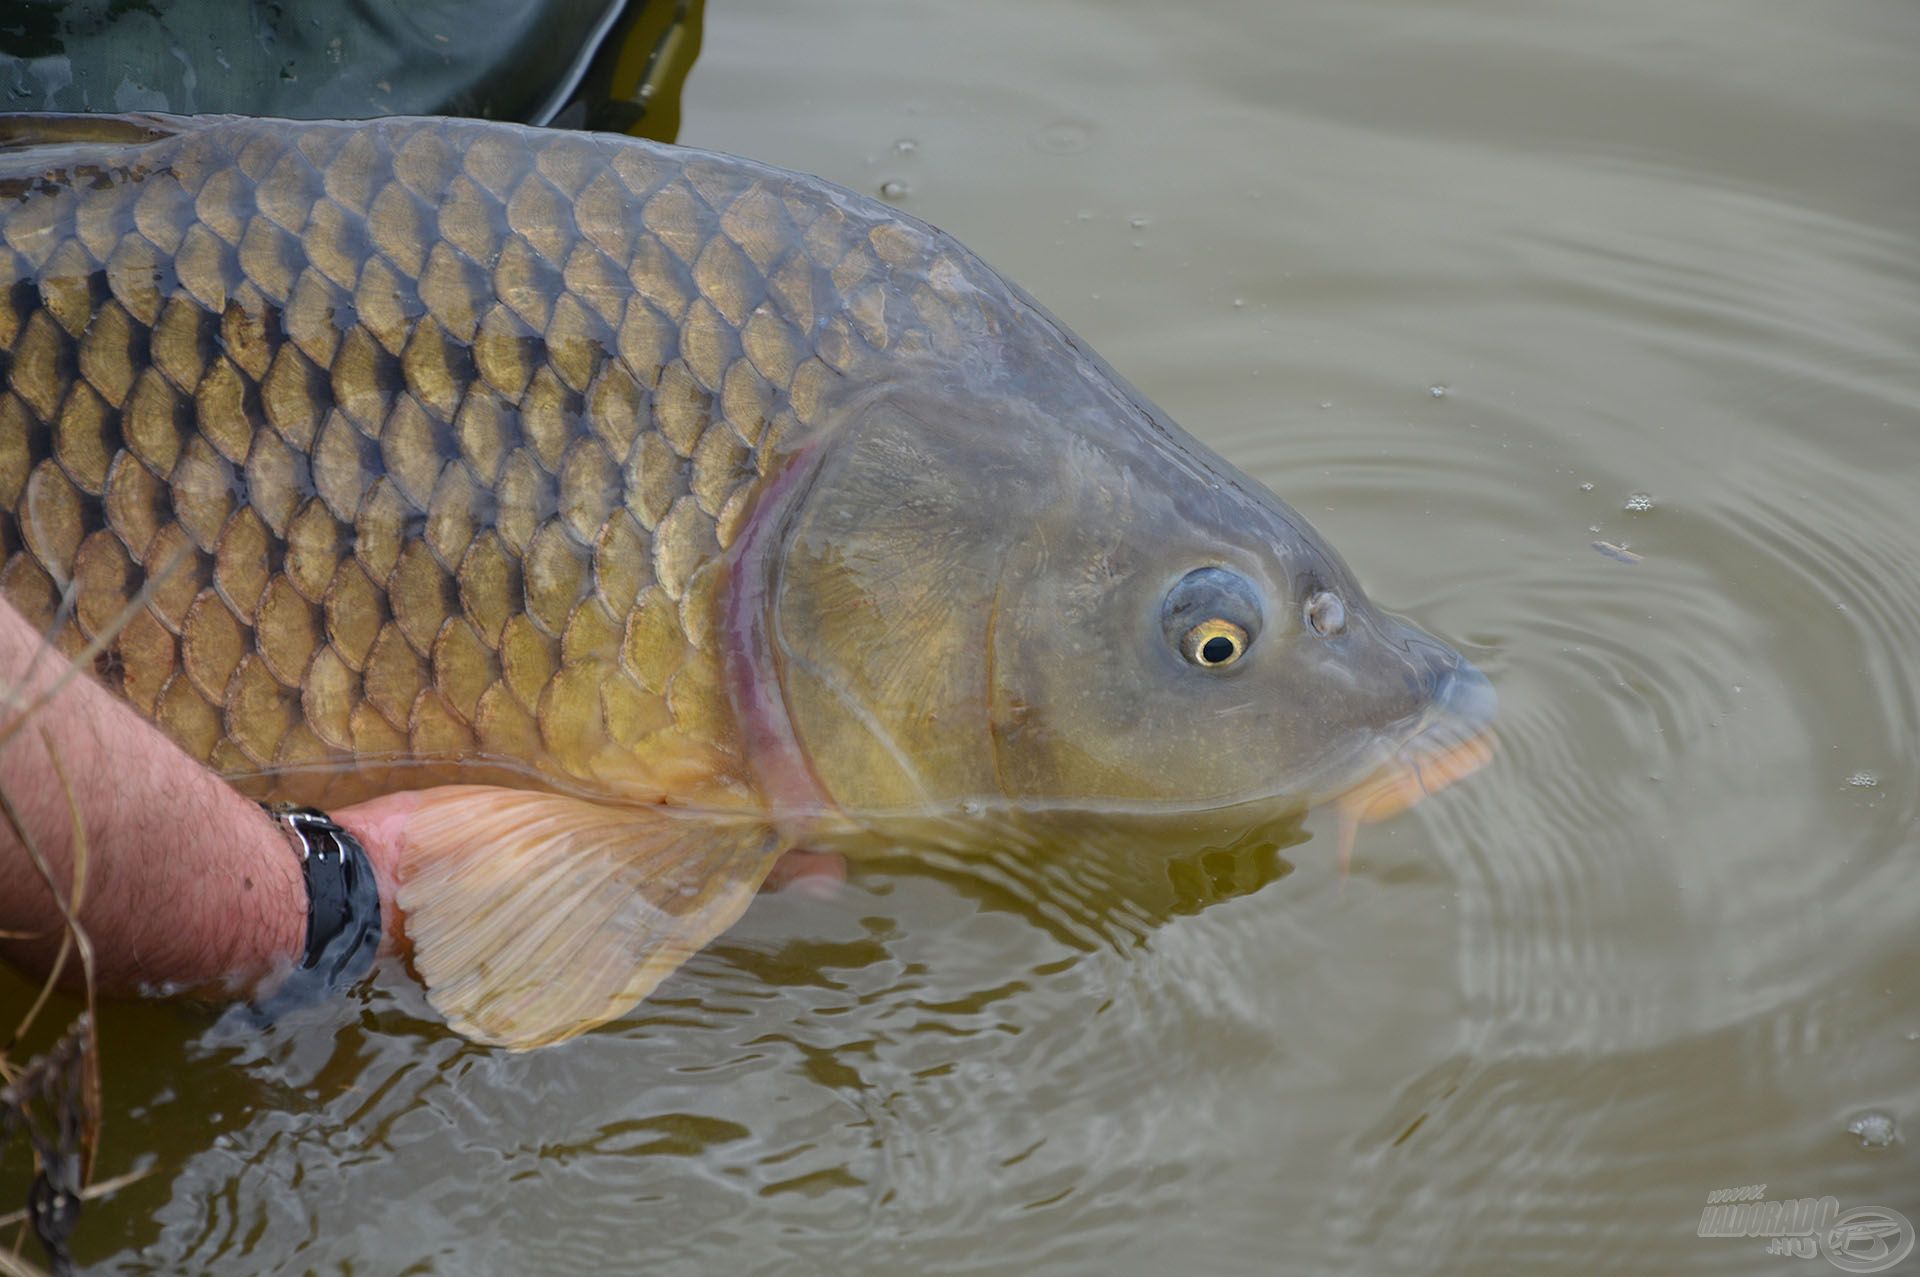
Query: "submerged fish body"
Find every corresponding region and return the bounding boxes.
[0,113,1494,1046]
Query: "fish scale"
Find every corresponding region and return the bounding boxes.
[0,113,988,805]
[0,113,1501,1050]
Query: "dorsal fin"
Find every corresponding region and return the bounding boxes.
[0,111,236,184]
[0,111,226,152]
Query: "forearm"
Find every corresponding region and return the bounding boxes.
[0,601,305,995]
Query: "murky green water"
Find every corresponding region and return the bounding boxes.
[5,0,1919,1271]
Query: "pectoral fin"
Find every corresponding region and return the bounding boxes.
[394,786,785,1050]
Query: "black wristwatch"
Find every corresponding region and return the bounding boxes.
[251,803,382,1022]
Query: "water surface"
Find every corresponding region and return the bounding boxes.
[3,0,1917,1271]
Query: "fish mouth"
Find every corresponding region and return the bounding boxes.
[1335,660,1499,825]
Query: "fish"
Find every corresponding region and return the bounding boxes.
[0,112,1497,1048]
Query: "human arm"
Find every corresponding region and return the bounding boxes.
[0,599,408,996]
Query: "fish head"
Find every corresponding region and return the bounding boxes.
[753,363,1495,849]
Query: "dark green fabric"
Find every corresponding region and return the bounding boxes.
[0,0,626,124]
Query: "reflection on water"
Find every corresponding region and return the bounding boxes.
[4,0,1920,1271]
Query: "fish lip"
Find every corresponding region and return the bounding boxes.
[1318,658,1499,820]
[1368,658,1498,793]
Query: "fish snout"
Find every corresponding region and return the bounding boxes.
[1397,633,1498,800]
[1387,622,1497,745]
[1426,657,1498,745]
[1330,624,1498,826]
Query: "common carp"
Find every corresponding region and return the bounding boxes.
[0,113,1495,1048]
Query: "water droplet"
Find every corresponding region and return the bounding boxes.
[1430,384,1447,398]
[1624,493,1655,513]
[1848,771,1879,788]
[893,138,918,155]
[879,179,911,201]
[1847,1111,1897,1147]
[1579,482,1595,492]
[1128,215,1151,229]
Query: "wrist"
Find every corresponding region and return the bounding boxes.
[250,805,382,1019]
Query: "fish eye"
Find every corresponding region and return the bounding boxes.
[1162,566,1263,670]
[1182,618,1249,668]
[1305,590,1346,638]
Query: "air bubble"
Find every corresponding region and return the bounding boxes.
[893,138,918,155]
[1847,1111,1897,1147]
[879,179,911,201]
[1847,771,1879,788]
[1579,482,1595,492]
[1128,215,1151,229]
[1430,384,1447,398]
[1624,493,1655,512]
